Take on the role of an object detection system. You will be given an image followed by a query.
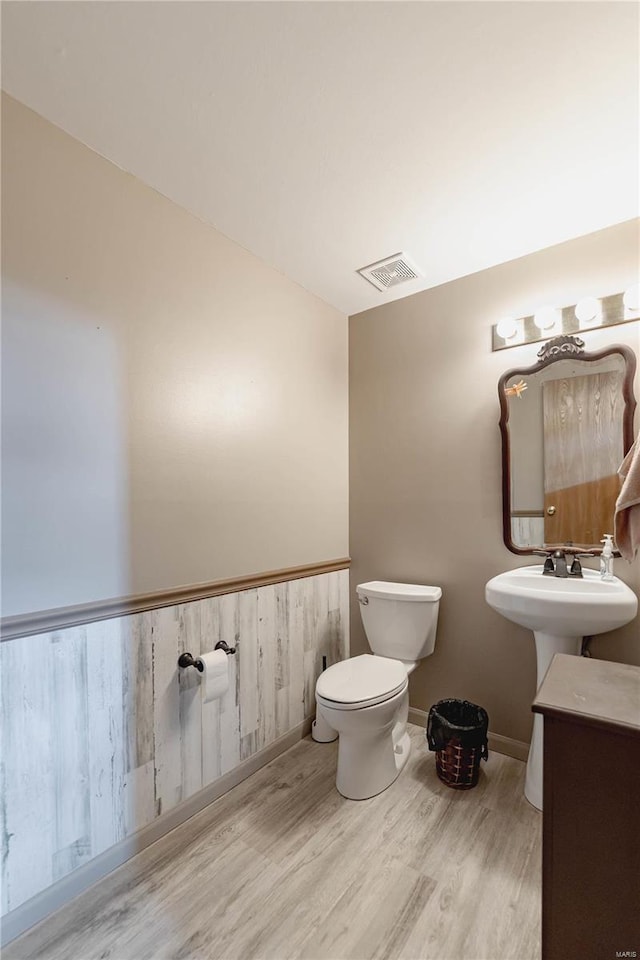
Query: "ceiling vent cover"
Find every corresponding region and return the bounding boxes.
[357,253,423,292]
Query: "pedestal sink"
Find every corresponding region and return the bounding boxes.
[485,565,638,810]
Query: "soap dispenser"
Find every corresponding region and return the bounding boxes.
[600,534,615,581]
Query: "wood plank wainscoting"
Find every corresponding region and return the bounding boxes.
[0,560,350,944]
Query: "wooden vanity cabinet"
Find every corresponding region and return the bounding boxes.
[533,654,640,960]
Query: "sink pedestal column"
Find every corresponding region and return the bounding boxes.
[525,632,582,810]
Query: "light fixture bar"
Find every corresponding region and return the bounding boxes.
[491,290,638,352]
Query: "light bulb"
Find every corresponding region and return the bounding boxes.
[496,317,518,340]
[575,296,601,325]
[623,283,640,312]
[533,306,559,331]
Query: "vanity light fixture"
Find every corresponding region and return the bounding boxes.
[533,306,560,332]
[496,317,518,340]
[574,297,599,322]
[491,288,639,351]
[496,317,525,347]
[574,296,602,326]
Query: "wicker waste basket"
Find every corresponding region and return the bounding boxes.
[426,699,489,789]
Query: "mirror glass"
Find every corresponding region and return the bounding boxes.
[499,338,637,554]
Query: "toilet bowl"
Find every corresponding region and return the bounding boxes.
[312,580,441,800]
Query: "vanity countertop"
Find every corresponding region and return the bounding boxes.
[532,653,640,736]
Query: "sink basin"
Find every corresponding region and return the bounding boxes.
[485,564,638,811]
[485,565,638,636]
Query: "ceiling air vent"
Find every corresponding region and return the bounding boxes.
[357,253,423,292]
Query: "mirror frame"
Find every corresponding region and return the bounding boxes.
[498,335,637,555]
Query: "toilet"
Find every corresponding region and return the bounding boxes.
[312,580,442,800]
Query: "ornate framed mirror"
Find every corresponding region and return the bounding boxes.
[499,335,637,555]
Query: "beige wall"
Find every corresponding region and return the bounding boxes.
[350,220,640,744]
[1,95,349,616]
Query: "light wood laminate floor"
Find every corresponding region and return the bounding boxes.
[5,725,542,960]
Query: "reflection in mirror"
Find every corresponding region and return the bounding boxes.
[499,337,637,554]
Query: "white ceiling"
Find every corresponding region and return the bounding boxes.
[2,1,639,316]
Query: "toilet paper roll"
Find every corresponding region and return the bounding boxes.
[199,649,229,703]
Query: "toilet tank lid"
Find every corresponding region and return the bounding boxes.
[357,581,442,602]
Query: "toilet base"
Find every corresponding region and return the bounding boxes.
[315,688,411,800]
[336,718,411,800]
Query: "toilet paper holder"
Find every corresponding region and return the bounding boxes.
[178,640,236,672]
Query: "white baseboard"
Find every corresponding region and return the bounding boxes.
[408,707,529,763]
[1,717,313,947]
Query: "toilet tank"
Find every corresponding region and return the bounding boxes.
[356,581,441,660]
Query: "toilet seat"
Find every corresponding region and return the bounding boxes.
[316,654,407,711]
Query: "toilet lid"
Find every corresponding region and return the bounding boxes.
[316,654,407,706]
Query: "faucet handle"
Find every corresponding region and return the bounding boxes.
[569,556,583,577]
[569,553,599,577]
[533,550,556,575]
